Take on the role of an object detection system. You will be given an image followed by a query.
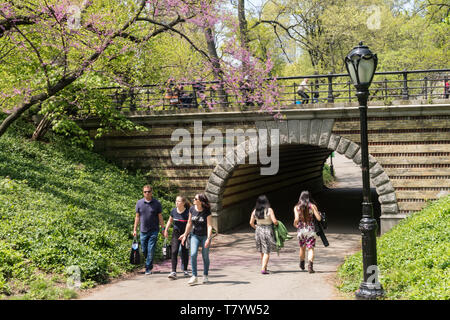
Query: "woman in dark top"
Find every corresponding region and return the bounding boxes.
[164,196,191,279]
[179,193,213,286]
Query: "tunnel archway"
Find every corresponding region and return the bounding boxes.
[205,119,399,233]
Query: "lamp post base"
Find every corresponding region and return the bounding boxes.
[355,282,385,300]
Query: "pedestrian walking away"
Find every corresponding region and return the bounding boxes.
[164,196,191,280]
[293,191,322,273]
[249,195,279,275]
[179,193,213,286]
[133,185,166,275]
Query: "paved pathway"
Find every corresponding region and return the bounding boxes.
[80,229,360,300]
[80,154,363,300]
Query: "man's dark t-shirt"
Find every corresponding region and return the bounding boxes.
[190,206,211,237]
[170,207,189,233]
[135,198,162,233]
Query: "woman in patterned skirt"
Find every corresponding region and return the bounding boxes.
[249,195,278,274]
[293,191,322,273]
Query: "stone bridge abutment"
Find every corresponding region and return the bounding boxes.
[205,118,398,234]
[81,103,450,235]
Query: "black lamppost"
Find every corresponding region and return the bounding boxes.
[345,42,384,299]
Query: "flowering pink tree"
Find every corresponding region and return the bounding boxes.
[0,0,281,141]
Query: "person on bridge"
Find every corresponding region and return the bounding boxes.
[133,185,166,275]
[179,193,213,286]
[293,191,322,273]
[249,195,279,274]
[164,196,191,280]
[297,78,310,104]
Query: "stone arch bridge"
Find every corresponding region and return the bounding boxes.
[81,102,450,234]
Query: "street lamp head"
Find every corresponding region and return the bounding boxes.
[345,42,378,91]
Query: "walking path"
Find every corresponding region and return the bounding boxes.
[80,154,362,300]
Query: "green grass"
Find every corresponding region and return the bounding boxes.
[0,116,175,299]
[323,163,335,187]
[337,195,450,300]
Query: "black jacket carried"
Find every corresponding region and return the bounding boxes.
[313,212,329,247]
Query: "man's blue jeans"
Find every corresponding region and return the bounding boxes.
[140,230,159,271]
[190,234,210,277]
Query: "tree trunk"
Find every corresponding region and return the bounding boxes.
[0,92,48,138]
[31,112,52,141]
[204,27,228,108]
[238,0,249,50]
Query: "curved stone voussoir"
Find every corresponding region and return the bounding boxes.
[353,150,362,166]
[336,137,351,154]
[205,191,221,203]
[208,172,225,188]
[344,142,360,159]
[369,163,384,179]
[381,203,399,215]
[372,171,390,188]
[206,181,221,195]
[378,192,397,204]
[375,181,395,196]
[327,134,341,150]
[213,165,229,180]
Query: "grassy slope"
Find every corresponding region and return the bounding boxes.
[0,118,174,299]
[337,195,450,300]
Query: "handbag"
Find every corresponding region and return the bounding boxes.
[129,237,141,265]
[162,238,171,260]
[185,233,191,250]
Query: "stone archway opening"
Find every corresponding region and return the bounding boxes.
[205,119,399,234]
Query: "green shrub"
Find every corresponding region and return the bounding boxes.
[337,195,450,300]
[322,163,335,187]
[0,117,176,299]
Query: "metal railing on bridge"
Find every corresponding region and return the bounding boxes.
[98,68,450,111]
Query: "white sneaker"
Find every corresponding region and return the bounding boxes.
[188,276,198,286]
[202,276,209,284]
[168,272,177,280]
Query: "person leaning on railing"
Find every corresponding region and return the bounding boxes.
[297,78,310,104]
[164,79,180,107]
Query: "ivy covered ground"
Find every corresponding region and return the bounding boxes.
[0,118,174,299]
[337,195,450,300]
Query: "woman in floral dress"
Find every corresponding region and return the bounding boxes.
[293,191,322,273]
[250,195,279,274]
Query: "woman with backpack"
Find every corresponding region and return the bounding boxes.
[249,195,279,274]
[293,191,322,273]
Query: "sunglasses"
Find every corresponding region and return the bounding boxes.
[143,191,152,193]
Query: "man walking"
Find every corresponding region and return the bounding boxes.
[133,185,166,275]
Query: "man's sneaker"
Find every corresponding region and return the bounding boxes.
[168,272,177,280]
[183,271,190,277]
[202,276,209,284]
[145,269,152,275]
[188,276,198,286]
